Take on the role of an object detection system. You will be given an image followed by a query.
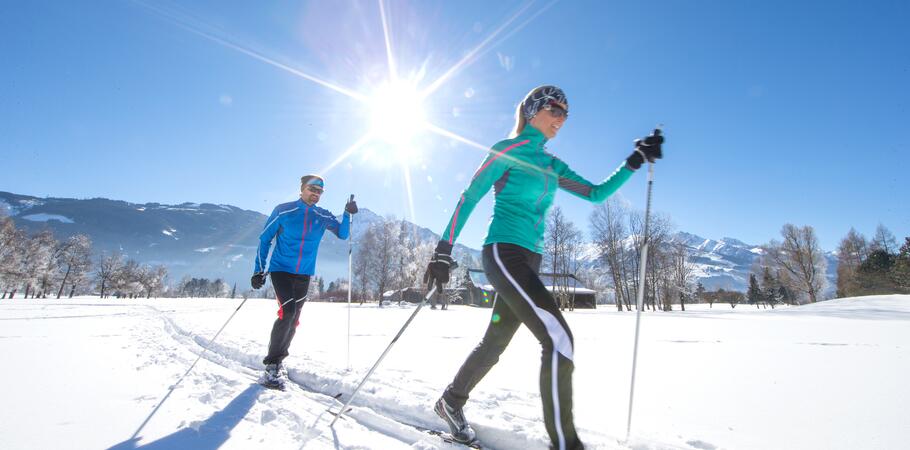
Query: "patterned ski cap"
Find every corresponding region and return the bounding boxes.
[521,85,568,120]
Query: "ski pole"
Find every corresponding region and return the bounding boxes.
[347,194,354,369]
[131,296,250,440]
[625,128,660,442]
[330,285,437,426]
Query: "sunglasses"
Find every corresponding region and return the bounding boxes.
[306,185,324,194]
[542,103,569,119]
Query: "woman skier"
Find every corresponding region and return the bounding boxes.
[423,85,663,449]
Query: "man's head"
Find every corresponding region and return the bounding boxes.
[300,174,324,205]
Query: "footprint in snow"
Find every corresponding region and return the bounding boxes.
[261,409,277,424]
[687,440,717,450]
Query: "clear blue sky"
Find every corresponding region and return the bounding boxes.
[2,0,907,251]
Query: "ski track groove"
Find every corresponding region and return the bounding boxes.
[145,304,500,449]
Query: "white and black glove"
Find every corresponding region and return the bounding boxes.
[626,129,664,170]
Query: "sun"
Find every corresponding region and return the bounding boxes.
[368,79,427,152]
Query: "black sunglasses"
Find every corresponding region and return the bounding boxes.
[542,102,569,119]
[306,185,324,194]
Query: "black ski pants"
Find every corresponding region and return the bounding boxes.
[262,271,310,365]
[443,243,582,450]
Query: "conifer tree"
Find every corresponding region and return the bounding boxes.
[747,274,762,308]
[761,266,778,307]
[892,237,910,293]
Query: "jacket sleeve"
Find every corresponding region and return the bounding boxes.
[254,207,281,273]
[325,210,351,240]
[551,157,635,203]
[440,147,512,245]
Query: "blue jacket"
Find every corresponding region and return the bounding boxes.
[254,199,350,275]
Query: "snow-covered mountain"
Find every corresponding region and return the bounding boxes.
[1,191,265,287]
[673,232,766,290]
[0,192,477,287]
[1,191,836,293]
[577,230,838,295]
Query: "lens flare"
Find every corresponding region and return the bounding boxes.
[369,80,427,149]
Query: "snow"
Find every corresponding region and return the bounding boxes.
[21,213,75,223]
[0,199,14,216]
[0,295,907,450]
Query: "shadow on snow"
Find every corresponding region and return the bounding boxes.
[107,383,264,450]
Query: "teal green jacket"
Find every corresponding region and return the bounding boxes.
[441,124,635,253]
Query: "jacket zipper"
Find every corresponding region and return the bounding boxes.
[295,206,310,272]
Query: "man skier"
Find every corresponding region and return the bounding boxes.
[252,174,358,389]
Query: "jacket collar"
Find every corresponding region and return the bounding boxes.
[519,124,548,148]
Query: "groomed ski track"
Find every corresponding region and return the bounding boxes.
[150,303,659,450]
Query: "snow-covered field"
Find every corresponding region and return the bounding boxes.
[1,295,907,450]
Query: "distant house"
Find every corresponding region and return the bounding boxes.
[463,269,597,309]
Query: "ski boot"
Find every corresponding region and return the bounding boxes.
[434,397,477,444]
[259,363,287,390]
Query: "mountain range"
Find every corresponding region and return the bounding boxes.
[0,191,837,295]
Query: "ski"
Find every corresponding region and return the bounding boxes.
[258,378,286,391]
[412,425,484,449]
[328,407,353,418]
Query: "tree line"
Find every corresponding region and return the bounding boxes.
[349,217,479,304]
[585,199,696,311]
[5,210,906,304]
[836,225,910,296]
[0,216,169,299]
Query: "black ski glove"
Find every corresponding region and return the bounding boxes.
[423,240,458,293]
[345,198,358,215]
[251,272,266,289]
[626,129,664,170]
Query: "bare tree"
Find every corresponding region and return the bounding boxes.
[633,212,671,311]
[353,229,373,304]
[395,221,430,290]
[355,219,399,305]
[836,228,869,298]
[111,258,143,298]
[55,234,92,298]
[765,224,826,303]
[0,218,25,298]
[139,265,168,299]
[870,224,897,253]
[590,199,631,311]
[546,206,582,311]
[20,231,56,298]
[96,252,125,299]
[669,241,694,311]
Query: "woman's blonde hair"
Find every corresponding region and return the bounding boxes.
[509,101,527,138]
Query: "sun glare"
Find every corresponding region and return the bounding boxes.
[369,80,427,149]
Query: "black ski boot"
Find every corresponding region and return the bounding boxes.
[259,363,287,390]
[434,397,476,444]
